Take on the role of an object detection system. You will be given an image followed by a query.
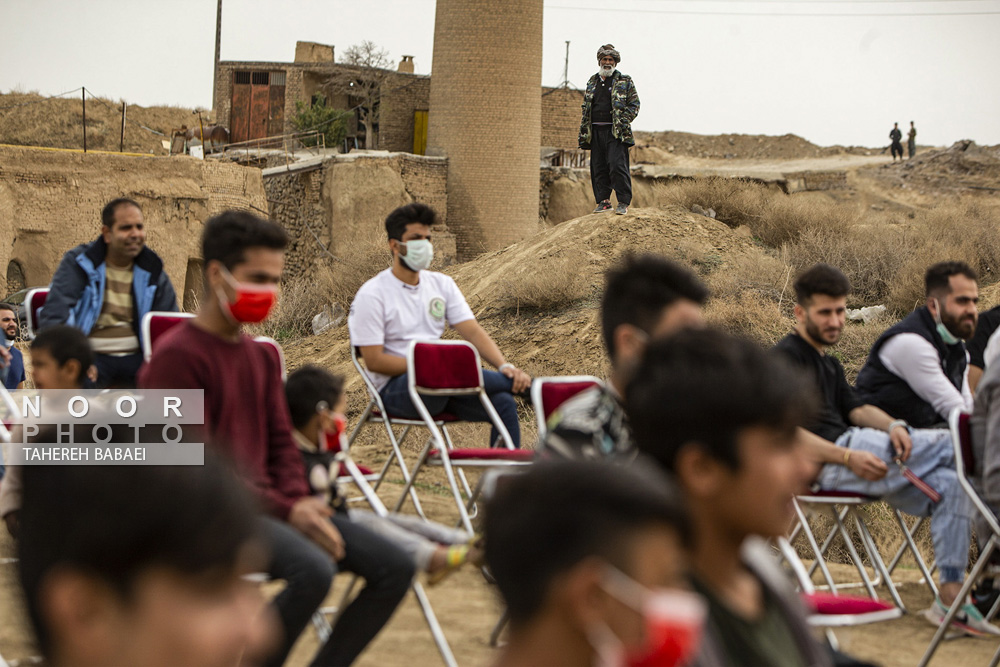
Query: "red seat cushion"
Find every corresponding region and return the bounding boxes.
[803,592,894,615]
[541,381,599,420]
[337,463,374,477]
[429,448,534,462]
[413,342,481,391]
[149,315,189,350]
[29,290,48,326]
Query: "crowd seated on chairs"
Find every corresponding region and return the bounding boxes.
[772,263,995,636]
[348,202,531,449]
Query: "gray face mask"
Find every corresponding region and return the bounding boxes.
[400,239,434,272]
[932,299,960,345]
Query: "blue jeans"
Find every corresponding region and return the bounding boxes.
[817,427,972,584]
[379,370,521,448]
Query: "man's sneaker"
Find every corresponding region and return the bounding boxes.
[923,596,1000,637]
[593,200,612,213]
[615,203,629,215]
[973,579,1000,617]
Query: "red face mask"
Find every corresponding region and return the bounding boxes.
[218,266,278,324]
[321,413,348,453]
[591,568,706,667]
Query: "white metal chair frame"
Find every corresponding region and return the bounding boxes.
[393,340,530,535]
[919,409,1000,667]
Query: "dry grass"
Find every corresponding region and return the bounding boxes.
[492,253,590,313]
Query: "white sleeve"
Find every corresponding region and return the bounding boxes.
[879,333,973,419]
[444,276,475,326]
[985,328,1000,370]
[347,287,386,347]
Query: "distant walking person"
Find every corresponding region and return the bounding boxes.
[908,121,918,159]
[579,44,640,216]
[890,122,904,162]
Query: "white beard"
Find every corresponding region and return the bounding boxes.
[599,65,615,79]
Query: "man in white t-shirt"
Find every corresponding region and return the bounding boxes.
[349,203,532,447]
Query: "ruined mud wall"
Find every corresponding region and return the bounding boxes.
[263,153,455,281]
[0,146,267,309]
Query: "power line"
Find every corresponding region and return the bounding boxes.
[546,3,1000,14]
[0,87,83,111]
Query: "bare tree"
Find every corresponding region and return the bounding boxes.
[326,41,394,149]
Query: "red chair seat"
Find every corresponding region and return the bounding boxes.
[803,592,895,615]
[337,463,374,477]
[428,448,534,462]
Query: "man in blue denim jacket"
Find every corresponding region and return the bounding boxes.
[39,197,177,387]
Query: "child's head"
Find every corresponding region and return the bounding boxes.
[18,452,275,667]
[627,328,818,541]
[30,325,93,389]
[285,365,346,433]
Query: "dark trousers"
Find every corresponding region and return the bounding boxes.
[261,514,415,667]
[590,124,632,205]
[379,370,521,447]
[891,142,903,159]
[92,351,144,389]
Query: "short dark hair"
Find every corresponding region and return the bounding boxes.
[627,328,816,472]
[101,198,141,229]
[793,263,851,305]
[18,451,259,657]
[601,253,708,357]
[0,302,15,316]
[385,202,436,241]
[285,365,345,430]
[925,261,977,297]
[484,460,689,626]
[202,210,288,272]
[30,325,93,386]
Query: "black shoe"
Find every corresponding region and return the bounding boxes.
[615,202,629,215]
[593,200,612,213]
[973,579,1000,617]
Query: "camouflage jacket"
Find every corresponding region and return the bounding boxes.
[579,70,640,149]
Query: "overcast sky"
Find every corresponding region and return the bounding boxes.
[2,0,998,148]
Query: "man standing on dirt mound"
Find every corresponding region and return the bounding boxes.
[890,122,904,162]
[579,44,640,216]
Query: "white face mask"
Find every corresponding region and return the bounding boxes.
[932,299,960,346]
[400,239,434,272]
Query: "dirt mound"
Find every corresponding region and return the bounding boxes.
[634,130,835,161]
[867,140,1000,194]
[0,91,198,155]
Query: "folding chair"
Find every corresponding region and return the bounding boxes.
[919,409,1000,667]
[253,335,286,381]
[140,311,195,361]
[393,340,533,534]
[23,287,48,339]
[530,375,604,440]
[347,345,457,520]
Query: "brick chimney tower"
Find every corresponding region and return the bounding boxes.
[427,0,544,260]
[398,55,415,73]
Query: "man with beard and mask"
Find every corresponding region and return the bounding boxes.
[39,198,177,388]
[349,202,531,447]
[140,210,415,667]
[0,303,25,390]
[856,261,978,428]
[579,44,640,216]
[774,263,993,637]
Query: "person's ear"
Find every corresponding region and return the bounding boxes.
[61,359,82,384]
[793,303,805,324]
[205,260,227,290]
[101,225,113,244]
[674,442,727,499]
[613,324,646,363]
[40,570,124,665]
[562,558,610,630]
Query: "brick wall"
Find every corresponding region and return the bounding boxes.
[542,87,584,149]
[379,73,431,153]
[264,153,454,280]
[427,0,544,259]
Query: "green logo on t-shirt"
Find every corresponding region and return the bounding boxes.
[429,297,445,321]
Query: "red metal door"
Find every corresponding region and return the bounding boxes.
[249,71,270,140]
[230,71,251,143]
[268,71,286,137]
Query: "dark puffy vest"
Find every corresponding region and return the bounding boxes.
[855,307,967,428]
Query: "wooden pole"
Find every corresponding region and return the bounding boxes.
[213,0,222,110]
[120,101,127,152]
[82,88,87,152]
